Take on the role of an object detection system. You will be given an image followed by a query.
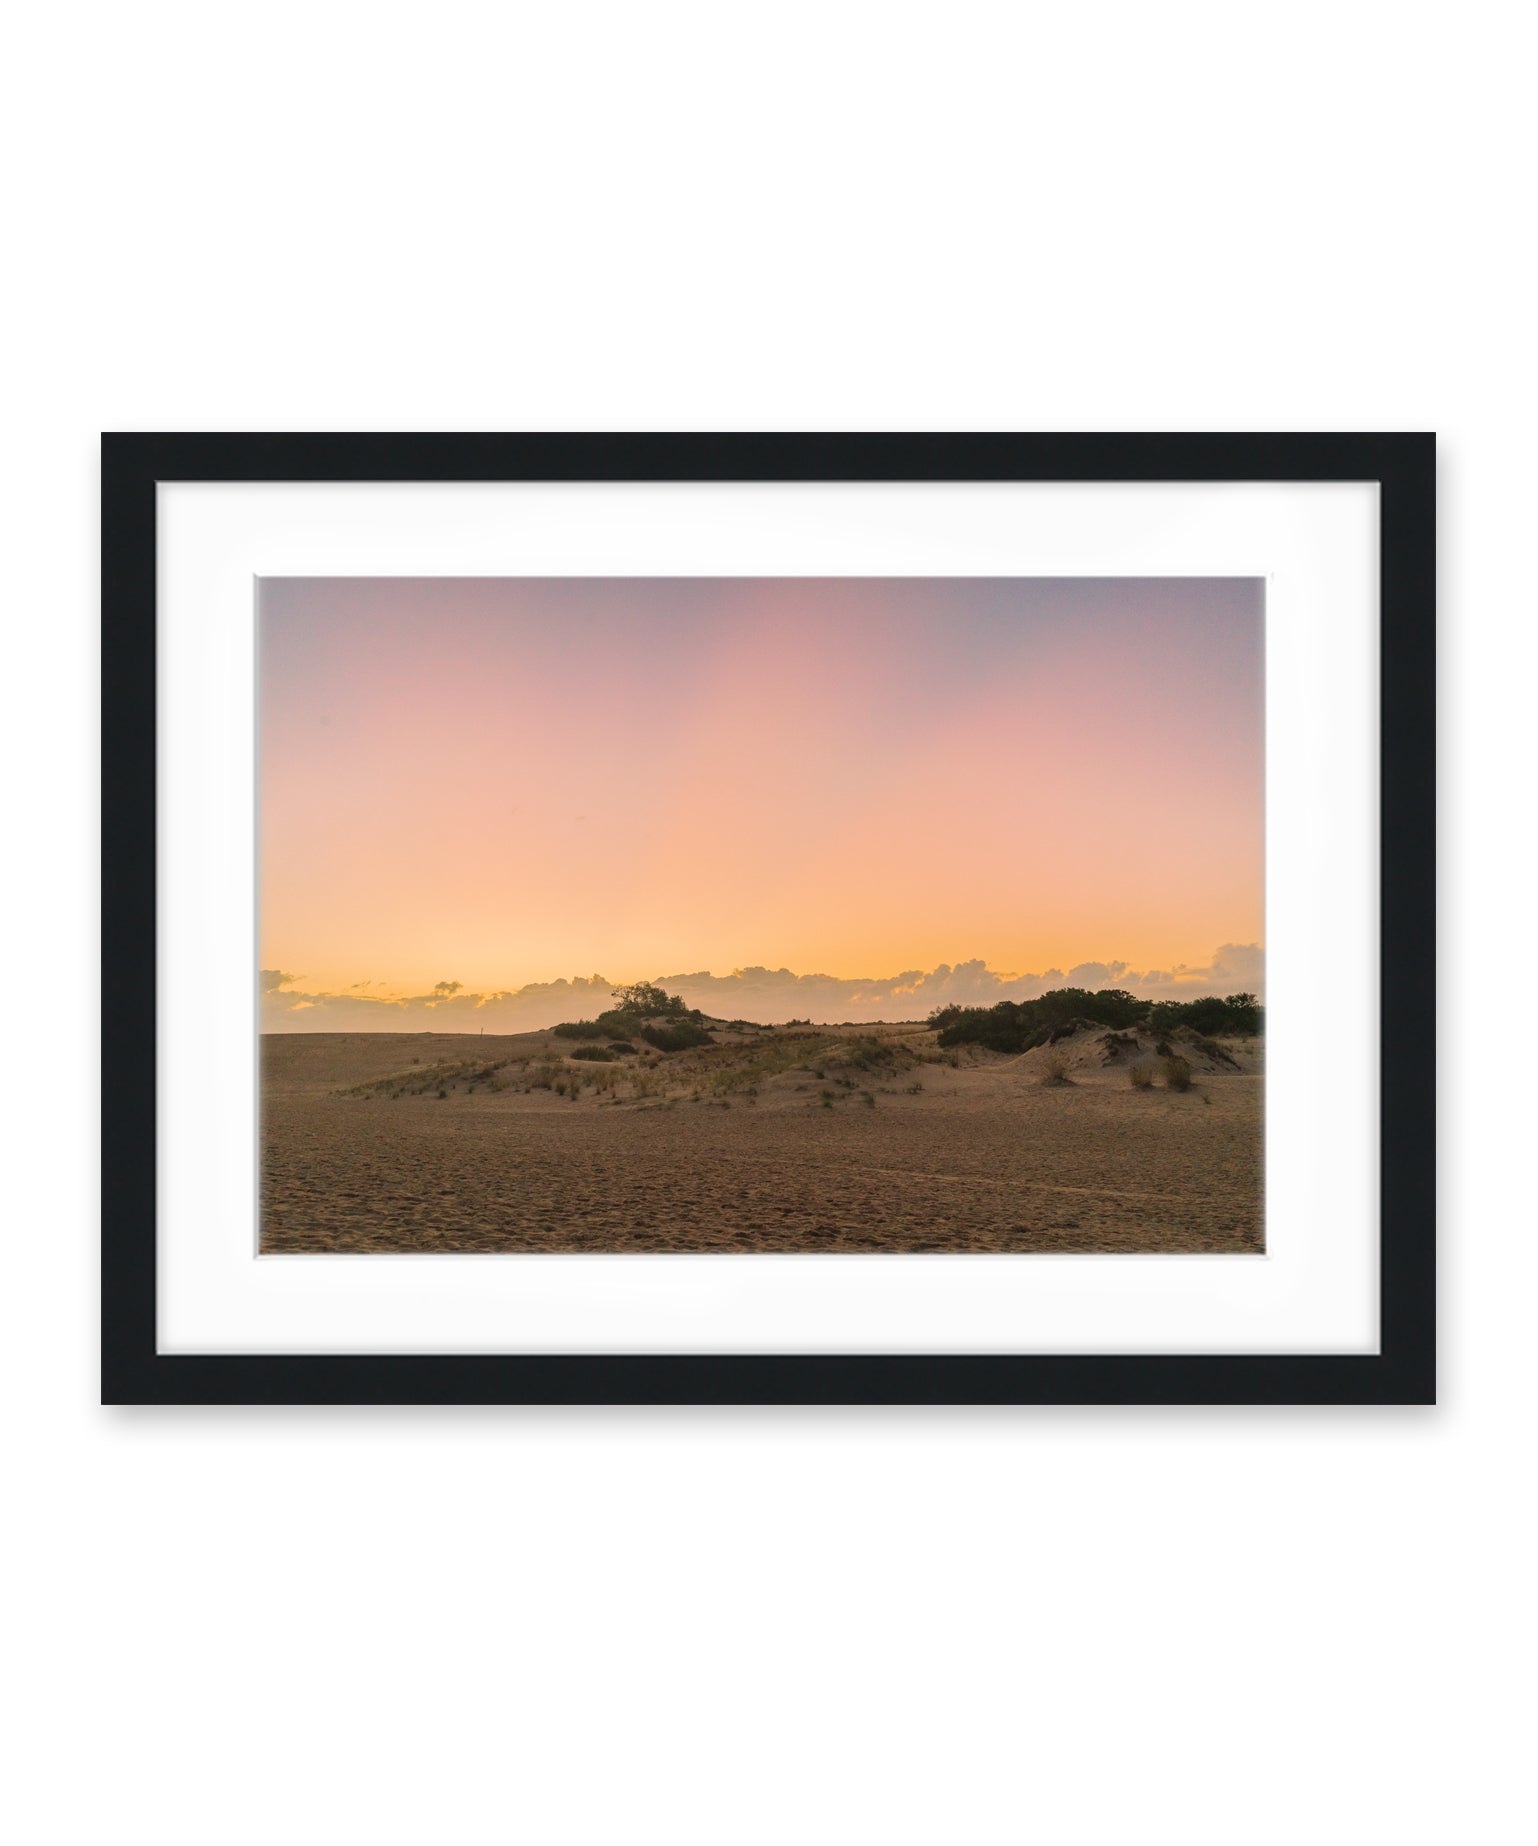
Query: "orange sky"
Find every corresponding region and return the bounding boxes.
[258,577,1263,1000]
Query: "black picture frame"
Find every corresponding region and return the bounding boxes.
[102,433,1435,1406]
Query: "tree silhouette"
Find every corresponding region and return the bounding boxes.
[609,981,685,1018]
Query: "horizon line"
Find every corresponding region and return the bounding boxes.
[259,946,1264,1032]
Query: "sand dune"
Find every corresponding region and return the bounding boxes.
[1008,1019,1261,1080]
[261,1019,1263,1254]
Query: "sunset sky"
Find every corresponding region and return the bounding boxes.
[259,577,1263,1027]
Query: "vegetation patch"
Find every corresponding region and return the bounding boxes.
[1169,1027,1241,1069]
[554,981,716,1055]
[640,1020,714,1052]
[698,1034,839,1095]
[339,1056,508,1100]
[933,987,1263,1054]
[832,1035,907,1072]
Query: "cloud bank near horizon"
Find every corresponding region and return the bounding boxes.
[259,945,1263,1033]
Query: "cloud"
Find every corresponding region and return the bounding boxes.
[259,969,299,991]
[1064,960,1130,990]
[1129,943,1264,997]
[260,949,1263,1032]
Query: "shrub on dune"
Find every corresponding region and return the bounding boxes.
[936,987,1264,1053]
[640,1020,713,1052]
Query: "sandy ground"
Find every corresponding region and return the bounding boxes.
[261,1025,1263,1253]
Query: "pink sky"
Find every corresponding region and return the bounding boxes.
[259,577,1263,1019]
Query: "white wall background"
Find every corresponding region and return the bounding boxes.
[2,4,1527,1842]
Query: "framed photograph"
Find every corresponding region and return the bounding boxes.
[101,433,1434,1404]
